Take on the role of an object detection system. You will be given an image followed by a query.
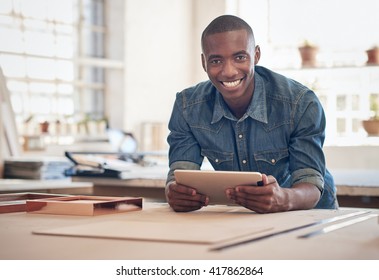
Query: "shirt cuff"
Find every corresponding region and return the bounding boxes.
[291,168,324,193]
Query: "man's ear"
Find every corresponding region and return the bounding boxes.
[254,45,261,65]
[201,53,207,72]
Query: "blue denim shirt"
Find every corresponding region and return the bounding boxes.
[167,66,338,209]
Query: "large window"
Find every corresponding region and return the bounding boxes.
[0,0,108,140]
[236,0,379,146]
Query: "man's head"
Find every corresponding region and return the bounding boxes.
[201,15,260,115]
[201,15,255,52]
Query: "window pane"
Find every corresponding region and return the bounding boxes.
[25,30,55,56]
[352,95,360,111]
[56,35,74,58]
[0,27,24,53]
[0,54,26,77]
[56,60,74,81]
[26,57,56,79]
[337,118,346,134]
[336,95,346,111]
[21,0,48,19]
[1,0,107,141]
[47,0,74,23]
[0,0,12,13]
[30,95,51,115]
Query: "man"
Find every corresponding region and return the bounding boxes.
[165,15,338,213]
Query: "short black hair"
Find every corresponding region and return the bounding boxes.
[201,15,254,50]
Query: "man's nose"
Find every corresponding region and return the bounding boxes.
[222,60,238,77]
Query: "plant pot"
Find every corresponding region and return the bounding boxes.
[39,121,49,133]
[366,48,379,65]
[362,119,379,136]
[298,46,318,68]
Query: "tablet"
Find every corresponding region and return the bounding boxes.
[174,170,262,205]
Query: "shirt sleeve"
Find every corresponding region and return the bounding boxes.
[167,92,204,168]
[289,90,327,192]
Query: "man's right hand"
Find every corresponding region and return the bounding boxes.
[166,182,209,212]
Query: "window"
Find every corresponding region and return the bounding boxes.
[236,0,379,146]
[0,0,108,140]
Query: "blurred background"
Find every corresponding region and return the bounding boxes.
[1,0,379,170]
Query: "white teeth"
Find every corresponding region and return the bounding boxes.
[223,79,241,88]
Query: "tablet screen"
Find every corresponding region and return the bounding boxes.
[174,170,262,205]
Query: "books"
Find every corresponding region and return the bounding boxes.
[3,157,73,180]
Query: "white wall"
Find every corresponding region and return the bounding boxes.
[324,146,379,170]
[123,0,194,140]
[106,0,127,130]
[106,0,230,145]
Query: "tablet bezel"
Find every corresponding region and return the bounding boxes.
[174,170,262,205]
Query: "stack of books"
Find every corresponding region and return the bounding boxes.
[3,157,73,180]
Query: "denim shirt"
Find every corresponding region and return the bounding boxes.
[167,66,338,209]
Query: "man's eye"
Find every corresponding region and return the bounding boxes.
[236,55,247,61]
[210,59,222,64]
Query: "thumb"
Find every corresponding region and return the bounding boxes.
[261,173,269,185]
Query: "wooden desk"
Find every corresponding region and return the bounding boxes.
[84,177,166,201]
[0,179,93,195]
[0,203,378,260]
[333,169,379,208]
[73,167,379,207]
[72,164,167,200]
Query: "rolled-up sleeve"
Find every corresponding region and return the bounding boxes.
[291,168,324,192]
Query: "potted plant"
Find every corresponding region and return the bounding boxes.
[298,40,319,68]
[362,94,379,136]
[39,121,50,133]
[366,46,379,65]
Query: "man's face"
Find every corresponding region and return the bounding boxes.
[201,29,260,104]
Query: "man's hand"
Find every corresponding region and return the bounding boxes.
[226,174,320,213]
[166,182,209,212]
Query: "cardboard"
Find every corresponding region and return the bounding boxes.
[26,195,142,216]
[33,219,271,244]
[0,192,69,214]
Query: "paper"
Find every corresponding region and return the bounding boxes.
[33,220,271,244]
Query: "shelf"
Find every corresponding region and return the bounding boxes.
[273,64,379,72]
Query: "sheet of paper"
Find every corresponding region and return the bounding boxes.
[33,220,271,244]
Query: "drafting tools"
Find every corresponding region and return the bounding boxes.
[298,213,378,238]
[210,210,371,251]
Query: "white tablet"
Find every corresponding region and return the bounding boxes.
[174,170,263,205]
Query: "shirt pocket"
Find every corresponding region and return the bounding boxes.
[201,149,234,170]
[253,149,289,182]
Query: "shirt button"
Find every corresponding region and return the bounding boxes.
[271,159,276,164]
[238,134,243,139]
[242,160,247,164]
[215,159,219,163]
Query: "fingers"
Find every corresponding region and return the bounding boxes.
[167,182,209,212]
[227,188,274,213]
[169,199,206,212]
[225,174,279,213]
[262,174,276,186]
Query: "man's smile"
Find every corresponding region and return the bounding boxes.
[221,78,243,88]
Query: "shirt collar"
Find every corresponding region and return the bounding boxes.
[211,71,268,124]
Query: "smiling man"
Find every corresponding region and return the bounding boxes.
[165,15,338,213]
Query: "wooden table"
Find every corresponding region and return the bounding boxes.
[73,166,379,208]
[72,164,167,200]
[333,169,379,208]
[0,202,378,260]
[0,179,93,195]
